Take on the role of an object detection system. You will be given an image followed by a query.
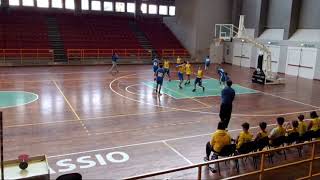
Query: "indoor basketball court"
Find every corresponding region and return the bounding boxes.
[0,63,319,179]
[1,0,320,179]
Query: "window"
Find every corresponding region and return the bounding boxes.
[127,2,135,13]
[81,0,89,10]
[91,1,101,11]
[52,0,63,8]
[104,1,113,11]
[159,5,168,15]
[23,0,34,6]
[115,2,125,12]
[65,0,75,9]
[148,4,157,14]
[141,3,147,14]
[169,6,175,16]
[37,0,49,8]
[9,0,20,6]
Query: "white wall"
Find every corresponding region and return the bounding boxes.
[163,0,197,56]
[195,0,232,58]
[279,46,288,73]
[314,49,320,80]
[164,0,232,58]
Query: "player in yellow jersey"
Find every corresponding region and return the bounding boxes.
[163,58,171,81]
[176,56,182,64]
[176,61,186,89]
[185,61,192,85]
[192,66,205,92]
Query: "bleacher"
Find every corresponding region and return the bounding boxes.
[137,17,186,56]
[0,9,189,64]
[56,14,142,49]
[0,11,49,49]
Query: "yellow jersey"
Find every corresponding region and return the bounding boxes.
[185,64,192,75]
[197,70,204,78]
[164,60,170,69]
[310,118,320,131]
[298,121,307,136]
[237,131,253,149]
[176,57,181,64]
[269,126,286,140]
[255,131,268,141]
[178,64,185,73]
[287,127,299,134]
[210,130,231,153]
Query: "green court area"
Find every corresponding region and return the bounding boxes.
[144,79,257,99]
[0,91,38,108]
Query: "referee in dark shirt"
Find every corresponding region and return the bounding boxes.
[219,80,235,128]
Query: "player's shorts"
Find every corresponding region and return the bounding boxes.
[205,62,210,67]
[164,68,170,75]
[153,66,159,73]
[178,72,184,81]
[157,79,163,85]
[220,75,226,82]
[186,72,191,76]
[195,77,202,86]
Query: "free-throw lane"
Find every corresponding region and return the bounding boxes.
[0,91,38,109]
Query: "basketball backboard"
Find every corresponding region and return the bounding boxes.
[215,24,237,41]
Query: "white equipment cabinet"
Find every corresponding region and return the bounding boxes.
[232,40,252,68]
[268,45,281,73]
[286,47,317,79]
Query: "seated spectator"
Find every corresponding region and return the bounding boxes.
[298,114,307,136]
[255,122,268,142]
[236,122,253,149]
[287,120,299,134]
[269,117,286,144]
[205,121,231,161]
[308,111,320,132]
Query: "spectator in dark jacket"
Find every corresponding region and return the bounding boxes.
[219,80,235,128]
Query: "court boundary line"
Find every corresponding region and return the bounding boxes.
[3,106,211,128]
[109,74,319,117]
[52,80,90,136]
[203,74,320,110]
[47,122,281,159]
[163,141,193,165]
[0,91,39,109]
[0,70,143,76]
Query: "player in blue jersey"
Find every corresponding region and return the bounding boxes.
[155,64,165,95]
[217,66,229,86]
[152,57,160,81]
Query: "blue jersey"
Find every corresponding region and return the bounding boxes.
[218,68,225,77]
[156,68,165,81]
[112,54,118,62]
[152,59,159,67]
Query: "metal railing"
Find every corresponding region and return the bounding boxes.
[0,49,54,64]
[124,140,320,180]
[67,48,190,62]
[161,49,190,58]
[67,49,153,62]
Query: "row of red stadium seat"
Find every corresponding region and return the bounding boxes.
[0,10,189,57]
[56,14,142,50]
[0,11,49,49]
[137,18,187,55]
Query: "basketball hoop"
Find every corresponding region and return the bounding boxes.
[214,38,224,46]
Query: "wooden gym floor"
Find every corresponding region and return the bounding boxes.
[1,64,320,179]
